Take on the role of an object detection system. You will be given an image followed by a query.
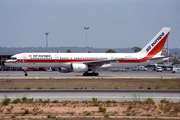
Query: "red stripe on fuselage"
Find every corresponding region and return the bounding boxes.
[16,59,142,64]
[16,59,101,63]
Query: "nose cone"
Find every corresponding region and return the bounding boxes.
[4,60,9,66]
[4,60,15,67]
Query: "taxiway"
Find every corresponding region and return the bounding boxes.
[0,90,180,102]
[0,71,180,79]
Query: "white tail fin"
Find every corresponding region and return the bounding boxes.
[139,27,171,56]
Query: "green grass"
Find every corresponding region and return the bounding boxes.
[115,87,118,89]
[106,100,112,104]
[14,86,21,89]
[21,97,28,102]
[168,81,178,89]
[144,98,154,104]
[24,109,29,114]
[52,100,58,103]
[126,112,131,116]
[104,114,109,117]
[2,97,11,105]
[13,98,21,103]
[11,115,16,119]
[147,87,151,90]
[34,113,37,115]
[139,86,143,89]
[47,114,52,118]
[92,98,98,102]
[128,104,133,109]
[44,99,50,103]
[50,87,56,89]
[99,106,106,112]
[160,98,169,103]
[25,87,31,89]
[155,81,162,89]
[38,87,43,89]
[87,112,91,115]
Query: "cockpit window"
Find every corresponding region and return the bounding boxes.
[10,57,17,60]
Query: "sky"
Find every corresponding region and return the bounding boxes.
[0,0,180,49]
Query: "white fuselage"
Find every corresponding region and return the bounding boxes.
[5,52,166,69]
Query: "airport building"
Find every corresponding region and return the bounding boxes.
[0,55,52,71]
[0,55,21,71]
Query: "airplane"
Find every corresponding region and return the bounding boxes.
[5,27,171,76]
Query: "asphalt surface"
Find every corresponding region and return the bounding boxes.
[0,90,180,102]
[0,71,179,102]
[0,70,180,79]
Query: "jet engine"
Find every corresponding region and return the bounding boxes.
[59,67,72,73]
[71,63,88,73]
[59,64,88,73]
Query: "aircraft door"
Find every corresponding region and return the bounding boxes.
[111,56,114,59]
[55,54,59,62]
[22,54,27,63]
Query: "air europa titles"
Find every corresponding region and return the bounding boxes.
[33,55,51,57]
[146,32,165,52]
[29,55,52,59]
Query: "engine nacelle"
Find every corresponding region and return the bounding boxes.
[59,67,72,73]
[71,64,88,73]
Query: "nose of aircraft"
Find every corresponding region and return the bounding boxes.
[4,60,9,66]
[4,59,12,67]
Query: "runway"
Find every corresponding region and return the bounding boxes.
[0,90,180,102]
[0,71,180,79]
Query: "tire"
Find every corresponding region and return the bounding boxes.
[95,73,99,76]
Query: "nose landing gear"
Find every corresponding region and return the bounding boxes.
[23,70,28,76]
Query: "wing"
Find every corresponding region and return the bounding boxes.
[83,58,121,66]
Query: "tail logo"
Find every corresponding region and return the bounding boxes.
[146,32,165,52]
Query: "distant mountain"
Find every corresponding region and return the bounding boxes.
[0,47,179,55]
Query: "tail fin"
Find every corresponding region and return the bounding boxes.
[139,27,171,57]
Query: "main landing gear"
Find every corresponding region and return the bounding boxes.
[83,72,99,76]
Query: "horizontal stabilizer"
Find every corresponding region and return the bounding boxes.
[149,56,171,60]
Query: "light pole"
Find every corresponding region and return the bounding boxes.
[179,46,180,58]
[45,32,49,53]
[84,27,89,53]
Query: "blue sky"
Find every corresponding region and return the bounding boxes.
[0,0,180,48]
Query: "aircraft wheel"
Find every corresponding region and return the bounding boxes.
[88,73,92,76]
[83,72,99,76]
[91,72,95,76]
[83,73,88,76]
[95,73,99,76]
[25,73,28,76]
